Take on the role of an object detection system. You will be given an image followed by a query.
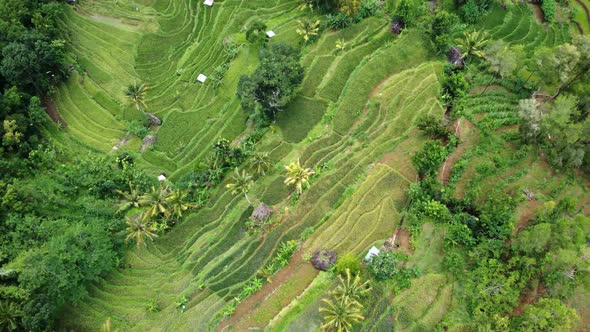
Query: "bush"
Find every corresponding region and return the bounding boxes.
[416,114,451,139]
[541,0,556,21]
[412,141,448,177]
[325,12,353,29]
[127,120,149,138]
[311,249,337,271]
[335,252,361,275]
[245,20,268,44]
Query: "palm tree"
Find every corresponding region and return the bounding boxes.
[226,169,253,204]
[335,39,347,52]
[332,268,371,303]
[115,182,141,214]
[124,81,149,111]
[455,31,489,61]
[166,188,195,218]
[249,152,272,176]
[296,18,321,43]
[319,297,365,332]
[284,160,314,194]
[125,215,158,247]
[139,186,171,220]
[0,301,22,332]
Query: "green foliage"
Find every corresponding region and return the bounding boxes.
[393,0,424,26]
[412,141,448,177]
[427,11,459,53]
[440,64,469,106]
[245,20,268,44]
[335,253,362,275]
[367,251,418,286]
[516,298,579,331]
[540,0,556,22]
[237,43,304,123]
[126,120,149,139]
[416,114,451,140]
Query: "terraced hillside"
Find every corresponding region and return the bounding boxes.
[54,1,589,331]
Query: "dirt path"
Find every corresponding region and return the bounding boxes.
[219,252,318,331]
[439,119,477,185]
[529,2,545,24]
[511,282,546,316]
[512,200,544,236]
[41,97,67,127]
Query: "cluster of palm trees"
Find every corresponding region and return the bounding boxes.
[226,154,315,204]
[320,269,371,331]
[117,183,194,247]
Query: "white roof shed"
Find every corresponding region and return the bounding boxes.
[197,74,207,83]
[203,0,214,6]
[266,30,276,38]
[364,246,380,261]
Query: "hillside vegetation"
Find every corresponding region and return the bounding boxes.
[0,0,588,331]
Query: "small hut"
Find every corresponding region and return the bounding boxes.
[197,74,207,83]
[266,30,276,38]
[447,47,464,67]
[311,249,337,271]
[158,174,167,182]
[390,19,404,34]
[250,203,273,224]
[203,0,214,6]
[364,246,380,261]
[146,113,162,126]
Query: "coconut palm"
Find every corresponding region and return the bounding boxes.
[332,268,371,302]
[0,301,22,332]
[319,296,365,332]
[125,215,158,247]
[226,169,254,204]
[139,186,171,220]
[284,160,314,194]
[166,188,195,218]
[296,18,321,43]
[455,31,489,61]
[115,182,141,214]
[249,151,272,176]
[335,39,347,52]
[124,81,149,111]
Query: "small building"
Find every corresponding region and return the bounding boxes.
[197,74,207,83]
[250,203,273,224]
[203,0,214,6]
[447,47,464,67]
[266,30,276,38]
[158,174,167,182]
[364,246,380,261]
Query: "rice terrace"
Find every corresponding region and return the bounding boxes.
[0,0,589,331]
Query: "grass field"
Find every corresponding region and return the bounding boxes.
[53,0,589,330]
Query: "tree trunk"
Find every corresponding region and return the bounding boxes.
[245,193,251,205]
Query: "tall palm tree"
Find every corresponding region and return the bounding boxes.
[125,215,158,247]
[226,169,254,204]
[139,186,171,220]
[319,297,365,332]
[455,31,489,61]
[296,18,321,43]
[124,81,149,111]
[166,188,195,218]
[249,152,272,176]
[284,160,314,194]
[115,182,141,214]
[332,268,371,302]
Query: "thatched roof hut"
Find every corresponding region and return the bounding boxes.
[390,19,404,34]
[311,249,337,271]
[250,203,273,223]
[146,113,162,126]
[447,47,464,67]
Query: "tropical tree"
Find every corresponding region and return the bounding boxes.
[226,169,254,204]
[166,188,195,218]
[125,215,158,247]
[332,268,371,302]
[124,81,149,111]
[115,182,142,214]
[296,18,321,43]
[284,160,314,194]
[0,301,22,332]
[319,296,365,331]
[335,39,347,52]
[100,318,119,332]
[249,151,273,176]
[455,30,488,61]
[139,186,171,220]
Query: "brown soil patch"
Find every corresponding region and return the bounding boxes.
[439,119,477,184]
[41,96,67,127]
[513,200,544,236]
[511,282,546,316]
[529,2,545,24]
[394,228,413,254]
[219,252,318,331]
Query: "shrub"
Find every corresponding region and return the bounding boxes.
[311,249,337,271]
[325,12,353,30]
[368,251,418,288]
[541,0,556,21]
[127,120,149,138]
[245,20,268,44]
[416,114,451,139]
[412,141,448,177]
[335,252,361,275]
